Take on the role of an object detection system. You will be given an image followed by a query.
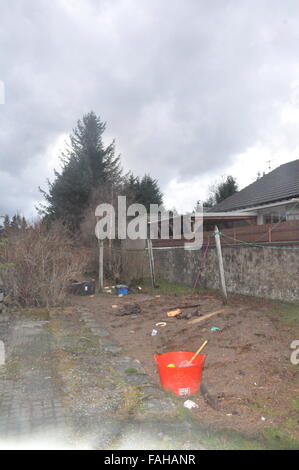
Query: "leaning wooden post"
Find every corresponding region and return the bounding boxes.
[214,225,228,304]
[98,240,104,292]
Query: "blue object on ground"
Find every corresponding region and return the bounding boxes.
[116,285,128,295]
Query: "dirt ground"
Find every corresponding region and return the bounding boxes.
[70,289,299,441]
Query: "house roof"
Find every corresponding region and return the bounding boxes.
[212,159,299,212]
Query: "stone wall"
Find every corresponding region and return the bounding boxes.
[152,245,299,303]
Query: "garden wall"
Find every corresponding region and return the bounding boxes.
[152,245,299,303]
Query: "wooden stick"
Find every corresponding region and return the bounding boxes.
[187,308,225,325]
[187,340,208,366]
[167,303,201,310]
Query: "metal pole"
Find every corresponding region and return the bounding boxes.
[98,240,104,292]
[147,239,156,288]
[214,225,228,304]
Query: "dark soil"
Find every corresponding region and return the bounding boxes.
[70,290,299,440]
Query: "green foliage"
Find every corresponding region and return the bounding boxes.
[40,111,163,230]
[123,172,163,211]
[203,175,238,208]
[0,214,27,232]
[40,111,122,229]
[0,238,14,281]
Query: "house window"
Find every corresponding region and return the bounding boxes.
[263,213,286,224]
[287,211,299,221]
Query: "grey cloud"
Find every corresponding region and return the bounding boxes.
[1,0,299,216]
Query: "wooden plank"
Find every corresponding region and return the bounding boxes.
[187,308,226,325]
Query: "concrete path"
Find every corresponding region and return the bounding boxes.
[0,307,206,450]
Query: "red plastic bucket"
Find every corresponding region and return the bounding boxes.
[154,351,206,397]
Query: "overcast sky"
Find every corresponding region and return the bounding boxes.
[1,0,299,218]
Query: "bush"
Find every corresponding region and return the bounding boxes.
[0,222,87,308]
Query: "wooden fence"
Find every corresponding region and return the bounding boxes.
[152,219,299,248]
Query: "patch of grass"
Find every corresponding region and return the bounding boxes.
[201,428,266,450]
[117,385,144,417]
[124,367,138,375]
[270,301,299,324]
[291,397,299,412]
[285,417,298,430]
[184,422,299,450]
[262,427,299,450]
[18,308,50,320]
[4,357,23,378]
[249,400,284,417]
[141,279,210,296]
[175,402,193,421]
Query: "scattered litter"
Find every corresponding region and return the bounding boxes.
[169,303,201,310]
[184,400,199,409]
[137,286,142,291]
[130,330,135,334]
[226,413,232,417]
[211,327,221,332]
[188,308,225,325]
[118,294,123,297]
[175,308,202,320]
[261,416,266,421]
[155,295,161,298]
[111,304,118,309]
[167,308,182,317]
[156,322,167,327]
[151,329,158,336]
[117,303,141,316]
[116,284,128,295]
[69,280,95,296]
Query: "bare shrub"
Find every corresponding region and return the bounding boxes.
[0,221,87,308]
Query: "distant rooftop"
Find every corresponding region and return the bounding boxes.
[212,159,299,212]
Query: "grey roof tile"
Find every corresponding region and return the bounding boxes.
[212,159,299,211]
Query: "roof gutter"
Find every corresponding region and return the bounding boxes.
[236,198,299,213]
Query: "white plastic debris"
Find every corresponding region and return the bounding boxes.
[179,360,190,368]
[184,400,199,409]
[151,329,158,336]
[261,416,266,421]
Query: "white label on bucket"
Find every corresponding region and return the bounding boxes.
[179,387,190,396]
